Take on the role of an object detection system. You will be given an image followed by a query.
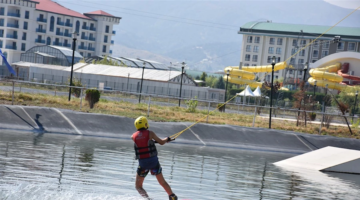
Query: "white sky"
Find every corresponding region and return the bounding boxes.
[324,0,360,9]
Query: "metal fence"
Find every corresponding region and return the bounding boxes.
[0,78,356,134]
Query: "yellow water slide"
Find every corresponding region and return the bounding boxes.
[308,62,347,90]
[224,62,287,88]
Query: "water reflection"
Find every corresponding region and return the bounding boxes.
[0,131,360,200]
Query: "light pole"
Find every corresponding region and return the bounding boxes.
[303,62,308,82]
[353,91,358,120]
[269,56,276,129]
[138,62,145,103]
[224,69,230,112]
[178,62,185,107]
[68,31,77,101]
[127,73,130,92]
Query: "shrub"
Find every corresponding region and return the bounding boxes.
[70,77,83,98]
[309,112,316,121]
[185,97,198,113]
[18,94,33,101]
[85,89,101,109]
[218,103,225,112]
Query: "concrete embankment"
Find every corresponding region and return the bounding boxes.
[1,105,360,154]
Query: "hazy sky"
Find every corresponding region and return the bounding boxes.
[324,0,360,9]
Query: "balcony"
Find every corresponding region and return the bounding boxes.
[57,21,64,26]
[37,18,47,23]
[90,27,96,31]
[82,26,89,30]
[64,23,72,27]
[53,42,62,46]
[81,36,88,40]
[7,23,19,28]
[6,34,17,39]
[7,12,20,18]
[63,43,71,48]
[110,50,113,54]
[111,40,114,44]
[89,37,96,41]
[36,28,46,33]
[5,45,17,50]
[78,46,87,50]
[112,30,116,35]
[88,47,95,51]
[35,39,45,44]
[56,31,64,36]
[64,33,72,38]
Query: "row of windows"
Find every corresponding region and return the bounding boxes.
[0,7,30,19]
[0,0,36,8]
[0,39,26,51]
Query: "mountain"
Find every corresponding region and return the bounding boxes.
[60,0,360,72]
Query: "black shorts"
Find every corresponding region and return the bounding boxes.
[137,162,162,177]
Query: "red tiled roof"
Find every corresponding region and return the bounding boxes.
[85,10,114,17]
[33,0,92,20]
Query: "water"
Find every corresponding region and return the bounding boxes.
[1,131,360,200]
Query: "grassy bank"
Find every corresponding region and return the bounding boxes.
[0,90,358,139]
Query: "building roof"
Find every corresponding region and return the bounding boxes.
[85,10,114,17]
[239,21,360,40]
[33,0,92,20]
[71,63,182,81]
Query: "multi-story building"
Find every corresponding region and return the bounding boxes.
[238,21,360,82]
[0,0,120,64]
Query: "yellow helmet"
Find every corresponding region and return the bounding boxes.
[134,116,149,130]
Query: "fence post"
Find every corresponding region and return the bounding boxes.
[80,88,83,110]
[55,85,57,96]
[147,96,151,117]
[12,81,15,105]
[319,108,324,134]
[206,101,211,123]
[19,82,22,93]
[252,106,258,127]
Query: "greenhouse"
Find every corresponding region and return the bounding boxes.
[20,45,83,67]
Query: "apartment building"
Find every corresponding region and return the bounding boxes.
[0,0,120,65]
[238,21,360,82]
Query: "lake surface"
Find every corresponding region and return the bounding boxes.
[1,131,360,200]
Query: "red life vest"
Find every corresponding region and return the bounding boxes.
[132,130,157,160]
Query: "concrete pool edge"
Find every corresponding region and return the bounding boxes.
[1,105,360,154]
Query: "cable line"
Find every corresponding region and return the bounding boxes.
[169,5,360,140]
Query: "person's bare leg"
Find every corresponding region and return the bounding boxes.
[135,174,149,198]
[155,173,173,195]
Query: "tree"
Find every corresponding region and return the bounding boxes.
[200,72,207,81]
[205,76,217,88]
[85,89,101,109]
[215,76,225,89]
[337,87,359,115]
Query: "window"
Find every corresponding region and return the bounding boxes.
[267,56,272,63]
[21,43,25,51]
[300,40,306,46]
[322,50,329,57]
[104,35,108,43]
[25,11,29,19]
[64,39,68,46]
[246,45,251,52]
[268,47,274,54]
[291,48,296,55]
[290,58,295,64]
[313,50,319,58]
[245,54,250,61]
[105,25,109,33]
[76,21,80,33]
[298,59,304,64]
[66,19,70,26]
[252,55,258,62]
[269,38,275,45]
[247,36,252,43]
[50,16,55,32]
[244,63,249,66]
[39,14,44,20]
[292,39,297,46]
[276,47,281,55]
[299,49,305,56]
[289,70,293,74]
[46,37,51,45]
[103,45,106,53]
[0,7,4,15]
[277,57,281,62]
[323,41,330,49]
[82,22,86,29]
[87,53,91,57]
[277,38,283,45]
[254,36,260,43]
[299,71,302,76]
[252,64,257,66]
[312,60,317,63]
[313,40,319,48]
[0,19,3,26]
[348,43,356,51]
[22,32,26,40]
[90,23,94,30]
[23,21,28,30]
